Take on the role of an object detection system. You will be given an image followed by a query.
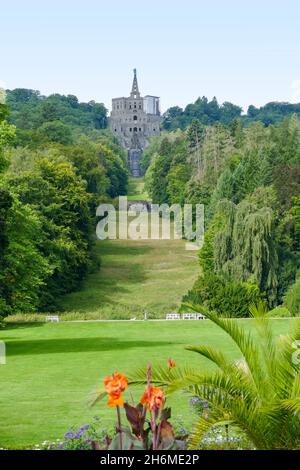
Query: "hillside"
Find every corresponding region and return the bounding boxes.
[60,178,199,318]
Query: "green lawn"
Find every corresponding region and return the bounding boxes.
[57,176,199,319]
[127,177,149,201]
[0,319,295,448]
[1,178,295,449]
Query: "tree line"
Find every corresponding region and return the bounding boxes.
[143,116,300,317]
[162,96,300,130]
[0,92,128,319]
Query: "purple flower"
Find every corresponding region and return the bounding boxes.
[77,425,90,437]
[202,401,209,408]
[64,431,77,439]
[190,397,201,405]
[178,427,186,435]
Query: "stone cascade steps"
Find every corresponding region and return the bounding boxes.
[128,148,142,177]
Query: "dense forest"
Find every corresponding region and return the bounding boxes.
[1,87,300,319]
[162,97,300,130]
[143,116,300,317]
[0,89,128,319]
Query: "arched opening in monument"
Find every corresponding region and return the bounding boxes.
[133,115,137,120]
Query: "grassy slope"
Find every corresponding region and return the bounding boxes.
[127,177,149,201]
[59,177,199,318]
[59,237,199,318]
[0,319,295,448]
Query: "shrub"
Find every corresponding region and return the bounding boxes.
[284,278,300,316]
[267,306,291,318]
[183,273,262,317]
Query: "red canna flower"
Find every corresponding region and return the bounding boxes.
[168,357,176,368]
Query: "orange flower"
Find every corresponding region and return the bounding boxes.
[168,357,176,368]
[140,386,165,411]
[104,371,128,395]
[104,371,128,407]
[107,393,124,407]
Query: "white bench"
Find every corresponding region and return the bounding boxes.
[45,315,59,323]
[166,313,181,320]
[182,313,197,320]
[182,313,207,320]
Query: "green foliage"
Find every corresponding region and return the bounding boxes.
[0,190,52,317]
[267,306,291,318]
[198,222,216,272]
[65,139,110,199]
[162,96,242,130]
[183,273,261,318]
[98,143,128,197]
[0,103,9,122]
[2,150,93,310]
[162,96,300,131]
[214,200,278,305]
[38,120,73,145]
[6,88,107,134]
[145,150,172,204]
[186,119,205,150]
[0,120,16,173]
[291,196,300,237]
[91,402,184,450]
[0,89,128,317]
[145,133,190,205]
[275,195,300,301]
[139,135,161,174]
[184,179,211,207]
[167,164,191,205]
[284,278,300,316]
[4,203,51,314]
[146,115,300,311]
[0,141,126,316]
[130,309,300,449]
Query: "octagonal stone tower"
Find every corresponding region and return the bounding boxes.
[109,69,162,177]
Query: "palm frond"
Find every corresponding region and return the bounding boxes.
[188,412,232,450]
[183,303,265,392]
[185,344,228,369]
[249,302,278,385]
[88,389,106,408]
[128,311,300,449]
[280,397,300,414]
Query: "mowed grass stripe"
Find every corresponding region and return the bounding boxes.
[0,319,296,448]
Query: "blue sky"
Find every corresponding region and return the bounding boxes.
[1,0,300,112]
